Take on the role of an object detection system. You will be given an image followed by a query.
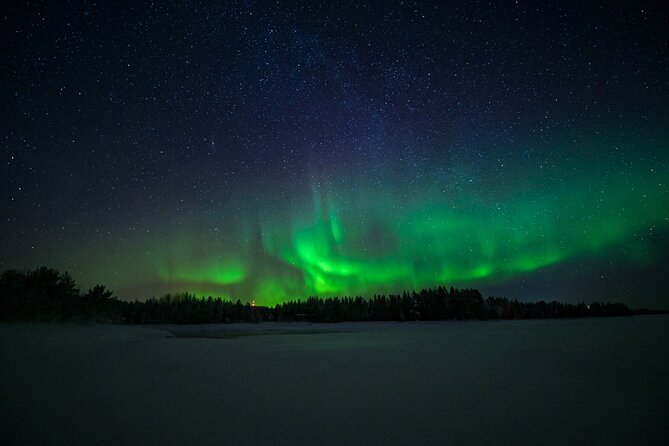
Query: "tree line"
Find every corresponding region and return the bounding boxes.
[0,267,120,322]
[272,289,631,322]
[0,267,632,324]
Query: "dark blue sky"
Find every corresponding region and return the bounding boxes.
[2,1,668,307]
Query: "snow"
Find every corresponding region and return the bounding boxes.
[1,317,668,445]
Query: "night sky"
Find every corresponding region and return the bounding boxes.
[2,1,668,308]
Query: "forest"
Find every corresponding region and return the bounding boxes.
[0,267,632,324]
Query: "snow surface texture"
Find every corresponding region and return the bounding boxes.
[1,317,668,445]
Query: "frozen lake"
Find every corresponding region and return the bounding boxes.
[1,317,668,445]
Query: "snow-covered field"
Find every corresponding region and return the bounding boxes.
[1,317,667,445]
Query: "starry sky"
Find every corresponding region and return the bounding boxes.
[2,1,668,308]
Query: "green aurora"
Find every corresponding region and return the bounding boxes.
[56,129,668,307]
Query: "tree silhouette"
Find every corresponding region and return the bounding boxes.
[0,267,634,324]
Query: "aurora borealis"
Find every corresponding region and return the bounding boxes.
[1,1,668,307]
